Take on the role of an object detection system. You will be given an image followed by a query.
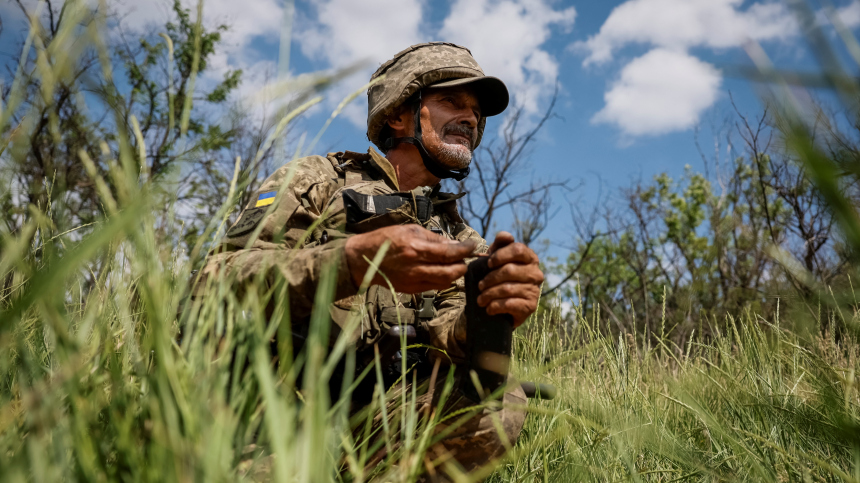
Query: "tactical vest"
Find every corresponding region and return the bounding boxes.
[319,150,472,351]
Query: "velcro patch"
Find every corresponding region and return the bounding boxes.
[226,207,266,238]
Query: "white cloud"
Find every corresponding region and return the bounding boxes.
[294,0,425,127]
[297,0,424,68]
[106,0,282,52]
[578,0,796,138]
[833,1,860,27]
[202,1,283,50]
[105,0,172,31]
[294,0,575,129]
[439,0,576,114]
[15,0,576,137]
[577,0,796,66]
[592,49,721,137]
[105,0,284,112]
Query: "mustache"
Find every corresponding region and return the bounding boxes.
[442,124,475,145]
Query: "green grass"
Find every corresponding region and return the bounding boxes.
[2,1,860,481]
[2,214,859,482]
[496,306,860,482]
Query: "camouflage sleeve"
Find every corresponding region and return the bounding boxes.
[200,239,356,321]
[197,155,358,320]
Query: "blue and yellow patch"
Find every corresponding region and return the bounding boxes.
[255,191,276,207]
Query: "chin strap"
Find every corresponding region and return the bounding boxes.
[383,91,471,182]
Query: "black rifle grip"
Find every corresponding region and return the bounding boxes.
[464,256,513,402]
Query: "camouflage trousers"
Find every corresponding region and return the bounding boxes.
[353,368,527,483]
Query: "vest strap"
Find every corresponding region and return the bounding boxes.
[382,91,471,182]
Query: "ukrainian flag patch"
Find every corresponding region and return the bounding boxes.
[255,191,276,207]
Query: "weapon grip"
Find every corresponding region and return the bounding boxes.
[464,256,513,402]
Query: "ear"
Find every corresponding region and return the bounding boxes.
[386,107,411,137]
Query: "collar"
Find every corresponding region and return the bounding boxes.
[367,146,400,191]
[366,147,466,206]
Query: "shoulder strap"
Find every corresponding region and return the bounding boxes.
[326,151,374,189]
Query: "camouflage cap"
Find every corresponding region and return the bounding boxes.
[367,42,509,151]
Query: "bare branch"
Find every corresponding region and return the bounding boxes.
[458,84,566,243]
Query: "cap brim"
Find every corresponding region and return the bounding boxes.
[427,76,509,117]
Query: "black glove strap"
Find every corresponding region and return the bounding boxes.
[382,92,471,182]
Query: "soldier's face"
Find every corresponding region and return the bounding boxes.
[419,86,481,169]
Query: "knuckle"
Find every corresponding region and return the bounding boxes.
[482,272,499,286]
[491,286,508,299]
[513,244,530,258]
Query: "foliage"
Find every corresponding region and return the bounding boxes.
[1,1,860,482]
[0,0,278,262]
[548,106,856,342]
[454,88,567,250]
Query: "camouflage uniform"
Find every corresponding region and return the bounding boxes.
[198,43,526,481]
[200,148,480,362]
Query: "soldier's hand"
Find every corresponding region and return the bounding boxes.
[344,225,477,293]
[477,232,544,328]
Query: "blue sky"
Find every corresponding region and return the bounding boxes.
[278,0,856,254]
[3,0,859,256]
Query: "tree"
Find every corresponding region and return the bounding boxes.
[454,88,568,247]
[0,0,253,294]
[547,104,852,342]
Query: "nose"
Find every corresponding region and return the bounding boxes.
[459,108,478,129]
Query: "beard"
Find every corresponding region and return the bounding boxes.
[424,123,474,170]
[434,142,472,169]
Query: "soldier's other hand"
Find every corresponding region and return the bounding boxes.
[477,231,544,329]
[344,225,477,293]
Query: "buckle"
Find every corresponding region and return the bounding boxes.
[417,290,437,320]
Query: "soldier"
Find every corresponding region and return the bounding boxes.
[199,42,545,481]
